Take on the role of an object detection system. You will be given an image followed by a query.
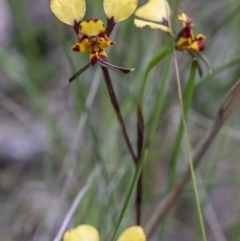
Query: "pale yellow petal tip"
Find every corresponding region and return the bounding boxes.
[134,19,171,32]
[135,0,170,23]
[50,0,86,25]
[103,0,138,22]
[117,226,146,241]
[63,225,99,241]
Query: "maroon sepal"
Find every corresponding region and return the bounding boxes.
[106,17,116,37]
[91,54,108,66]
[176,26,192,41]
[91,56,98,66]
[73,19,80,35]
[98,59,135,74]
[68,62,92,83]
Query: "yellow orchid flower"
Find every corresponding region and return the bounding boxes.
[134,0,206,52]
[63,225,146,241]
[175,10,205,52]
[50,0,138,82]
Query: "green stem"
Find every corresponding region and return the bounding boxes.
[173,53,207,241]
[109,150,148,241]
[168,60,197,189]
[135,46,173,225]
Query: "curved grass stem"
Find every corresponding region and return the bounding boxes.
[173,52,207,241]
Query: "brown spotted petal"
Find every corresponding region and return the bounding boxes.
[176,26,193,49]
[176,25,205,52]
[193,34,206,51]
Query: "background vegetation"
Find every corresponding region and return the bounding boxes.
[1,0,240,240]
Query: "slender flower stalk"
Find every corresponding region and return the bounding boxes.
[101,67,137,163]
[50,0,142,226]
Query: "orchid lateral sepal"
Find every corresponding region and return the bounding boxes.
[68,62,92,83]
[187,49,212,74]
[98,59,135,74]
[184,52,204,77]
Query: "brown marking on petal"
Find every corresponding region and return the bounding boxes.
[98,31,107,38]
[90,55,98,65]
[91,43,102,53]
[161,18,169,27]
[196,38,205,51]
[177,26,192,39]
[195,34,206,51]
[179,9,193,26]
[78,33,88,42]
[85,18,99,23]
[71,44,80,52]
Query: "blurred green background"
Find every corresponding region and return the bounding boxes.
[1,0,240,240]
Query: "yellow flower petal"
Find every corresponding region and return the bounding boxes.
[116,226,146,241]
[63,225,99,241]
[80,19,105,37]
[103,0,138,22]
[135,0,170,23]
[50,0,86,25]
[134,19,171,32]
[72,39,91,53]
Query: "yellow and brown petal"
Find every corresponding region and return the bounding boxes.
[178,10,194,28]
[176,25,205,52]
[135,0,170,23]
[134,0,171,32]
[71,18,115,64]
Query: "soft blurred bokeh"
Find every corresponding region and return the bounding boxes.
[1,0,240,240]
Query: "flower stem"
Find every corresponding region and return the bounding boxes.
[136,104,144,225]
[173,52,207,241]
[101,67,137,163]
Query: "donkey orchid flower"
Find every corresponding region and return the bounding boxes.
[134,0,206,52]
[176,10,205,52]
[50,0,138,82]
[63,225,146,241]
